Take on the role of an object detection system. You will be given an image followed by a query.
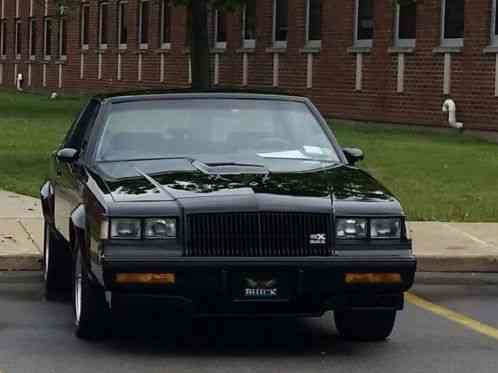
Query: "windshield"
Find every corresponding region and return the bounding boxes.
[95,98,340,172]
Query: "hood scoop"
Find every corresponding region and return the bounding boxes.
[191,160,270,176]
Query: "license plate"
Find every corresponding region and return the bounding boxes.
[233,272,289,300]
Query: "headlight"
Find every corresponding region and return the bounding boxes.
[144,218,177,239]
[110,219,141,239]
[336,218,367,239]
[370,218,401,239]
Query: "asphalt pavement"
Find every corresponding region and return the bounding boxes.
[0,272,497,373]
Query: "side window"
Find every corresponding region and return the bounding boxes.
[65,100,101,150]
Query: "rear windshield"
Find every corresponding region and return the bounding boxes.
[95,99,340,172]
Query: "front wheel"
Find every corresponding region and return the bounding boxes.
[43,222,71,300]
[73,247,109,340]
[334,310,396,341]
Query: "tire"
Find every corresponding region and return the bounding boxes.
[334,309,396,342]
[43,222,72,300]
[73,246,109,340]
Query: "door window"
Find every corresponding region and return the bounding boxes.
[64,100,100,151]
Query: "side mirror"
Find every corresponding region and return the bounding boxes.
[343,147,364,165]
[56,148,79,163]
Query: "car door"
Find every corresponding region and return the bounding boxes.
[53,100,101,242]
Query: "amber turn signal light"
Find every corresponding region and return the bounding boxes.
[345,273,402,284]
[115,273,176,284]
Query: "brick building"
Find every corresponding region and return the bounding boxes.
[0,0,497,131]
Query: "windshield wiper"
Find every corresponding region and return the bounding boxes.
[98,156,195,164]
[257,156,338,163]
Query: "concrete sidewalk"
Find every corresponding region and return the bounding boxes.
[0,190,497,272]
[0,190,43,271]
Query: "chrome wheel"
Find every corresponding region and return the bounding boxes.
[73,246,109,340]
[74,252,82,326]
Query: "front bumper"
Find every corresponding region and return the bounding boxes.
[101,254,416,316]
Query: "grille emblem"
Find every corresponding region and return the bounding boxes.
[310,233,326,244]
[244,278,278,297]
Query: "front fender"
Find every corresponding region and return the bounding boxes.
[71,204,86,231]
[40,181,54,223]
[71,204,87,252]
[71,204,103,286]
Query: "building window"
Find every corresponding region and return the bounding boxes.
[214,9,227,49]
[242,1,256,49]
[118,1,128,48]
[58,18,67,59]
[492,0,498,45]
[138,0,150,49]
[160,0,171,48]
[99,2,109,48]
[80,3,89,49]
[29,18,36,57]
[44,17,52,59]
[15,19,22,58]
[185,5,191,46]
[273,0,288,48]
[306,0,321,48]
[0,19,6,57]
[441,0,464,47]
[395,0,416,48]
[354,0,373,48]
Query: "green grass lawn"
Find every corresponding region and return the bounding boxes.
[332,121,498,222]
[0,90,85,197]
[0,90,497,222]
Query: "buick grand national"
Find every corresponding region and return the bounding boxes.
[41,91,416,340]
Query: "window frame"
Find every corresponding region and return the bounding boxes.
[272,0,288,48]
[118,0,128,49]
[394,2,416,48]
[214,9,227,49]
[241,2,256,49]
[305,0,322,48]
[354,0,373,48]
[0,18,6,58]
[29,17,36,59]
[138,0,150,49]
[58,17,67,60]
[15,18,22,59]
[160,0,171,49]
[440,0,464,48]
[98,1,109,49]
[80,2,89,50]
[43,16,52,60]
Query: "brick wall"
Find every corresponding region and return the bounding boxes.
[0,0,497,132]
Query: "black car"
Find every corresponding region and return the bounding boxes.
[41,91,416,341]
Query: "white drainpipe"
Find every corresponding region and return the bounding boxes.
[16,73,23,91]
[442,99,464,131]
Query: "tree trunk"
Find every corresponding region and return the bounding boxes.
[190,0,211,89]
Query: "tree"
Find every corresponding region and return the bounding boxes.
[176,0,245,89]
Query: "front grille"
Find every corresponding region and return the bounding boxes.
[186,212,332,257]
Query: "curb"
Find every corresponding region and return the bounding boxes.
[0,255,41,271]
[1,253,497,272]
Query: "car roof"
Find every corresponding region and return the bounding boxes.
[93,88,310,104]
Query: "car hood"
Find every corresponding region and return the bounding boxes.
[95,162,399,211]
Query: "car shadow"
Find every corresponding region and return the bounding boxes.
[95,310,388,358]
